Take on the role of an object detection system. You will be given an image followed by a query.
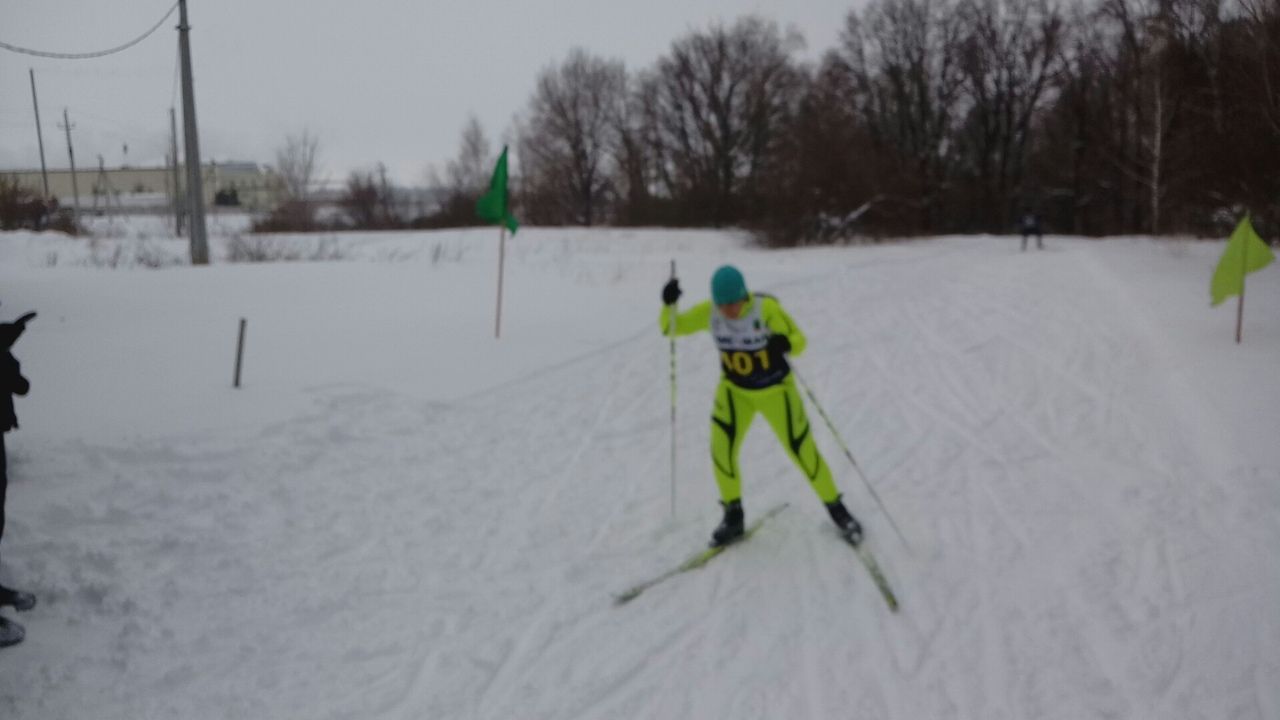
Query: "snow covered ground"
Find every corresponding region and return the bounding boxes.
[0,224,1276,719]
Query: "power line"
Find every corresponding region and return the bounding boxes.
[0,2,178,59]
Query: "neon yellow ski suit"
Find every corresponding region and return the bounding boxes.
[659,294,842,505]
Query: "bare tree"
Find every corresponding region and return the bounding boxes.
[954,0,1063,231]
[1238,0,1280,135]
[342,163,399,229]
[750,55,893,245]
[1032,7,1111,234]
[446,115,492,200]
[413,116,500,228]
[274,130,321,202]
[835,0,968,232]
[1092,0,1209,233]
[651,16,806,226]
[255,130,325,231]
[519,49,628,225]
[1223,0,1280,224]
[612,72,666,224]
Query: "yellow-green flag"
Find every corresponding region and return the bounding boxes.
[475,146,519,234]
[1211,215,1273,306]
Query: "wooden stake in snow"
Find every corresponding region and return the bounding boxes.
[233,318,247,388]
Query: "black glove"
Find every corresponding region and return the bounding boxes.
[0,312,35,349]
[662,278,682,305]
[766,333,791,356]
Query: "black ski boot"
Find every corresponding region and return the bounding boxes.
[710,499,745,547]
[0,585,36,612]
[826,496,864,544]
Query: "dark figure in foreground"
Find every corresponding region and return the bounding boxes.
[0,307,37,648]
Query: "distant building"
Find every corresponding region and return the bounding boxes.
[1,161,283,213]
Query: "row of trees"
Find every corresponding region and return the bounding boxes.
[508,0,1279,242]
[263,0,1278,243]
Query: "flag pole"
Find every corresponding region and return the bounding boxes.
[495,225,507,339]
[1236,228,1247,344]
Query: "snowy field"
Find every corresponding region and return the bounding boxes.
[0,223,1276,719]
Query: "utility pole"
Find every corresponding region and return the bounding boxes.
[94,155,105,212]
[28,69,50,197]
[170,107,184,236]
[177,0,209,264]
[59,108,81,226]
[94,154,118,217]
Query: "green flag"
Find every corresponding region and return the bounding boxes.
[475,146,519,234]
[1211,215,1274,306]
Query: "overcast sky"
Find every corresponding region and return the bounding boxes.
[2,0,863,186]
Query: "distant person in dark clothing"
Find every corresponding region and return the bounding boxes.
[0,305,36,646]
[1021,212,1043,251]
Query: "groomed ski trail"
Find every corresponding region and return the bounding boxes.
[2,234,1274,720]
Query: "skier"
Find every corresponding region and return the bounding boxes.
[1021,211,1043,251]
[0,306,37,648]
[660,265,863,547]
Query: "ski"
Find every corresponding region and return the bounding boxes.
[614,502,789,605]
[841,533,899,612]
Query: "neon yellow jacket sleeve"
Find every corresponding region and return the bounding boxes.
[759,295,808,356]
[659,300,712,336]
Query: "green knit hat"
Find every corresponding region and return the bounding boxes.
[710,265,748,305]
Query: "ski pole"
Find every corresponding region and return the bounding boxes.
[793,366,912,552]
[668,259,678,519]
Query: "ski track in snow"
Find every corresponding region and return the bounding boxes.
[0,232,1276,719]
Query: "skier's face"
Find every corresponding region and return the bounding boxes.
[718,301,746,319]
